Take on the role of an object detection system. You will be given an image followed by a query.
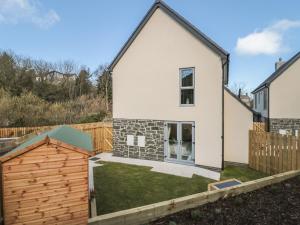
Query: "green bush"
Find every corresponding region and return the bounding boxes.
[79,111,107,123]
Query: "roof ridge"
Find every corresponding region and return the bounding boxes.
[156,0,229,56]
[252,51,300,93]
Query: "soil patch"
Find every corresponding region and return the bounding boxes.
[151,176,300,225]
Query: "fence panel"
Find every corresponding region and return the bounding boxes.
[82,126,113,153]
[253,122,266,132]
[249,130,300,175]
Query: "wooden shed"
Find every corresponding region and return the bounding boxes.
[0,126,93,225]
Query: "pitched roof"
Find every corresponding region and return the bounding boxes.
[108,0,229,71]
[1,125,93,159]
[252,51,300,94]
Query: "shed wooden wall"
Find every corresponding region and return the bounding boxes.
[2,143,89,225]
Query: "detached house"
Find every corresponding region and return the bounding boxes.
[252,52,300,134]
[109,1,252,170]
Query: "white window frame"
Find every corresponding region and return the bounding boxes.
[179,67,195,106]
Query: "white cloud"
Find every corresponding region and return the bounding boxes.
[0,0,60,28]
[236,19,300,55]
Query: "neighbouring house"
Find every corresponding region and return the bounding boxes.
[252,52,300,134]
[109,0,232,171]
[238,90,252,107]
[35,70,76,83]
[0,126,92,225]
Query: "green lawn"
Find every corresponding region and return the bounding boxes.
[94,162,266,215]
[221,165,266,182]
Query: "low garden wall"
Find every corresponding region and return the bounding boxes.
[88,170,300,225]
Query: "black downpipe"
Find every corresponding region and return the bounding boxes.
[267,86,270,132]
[221,54,229,170]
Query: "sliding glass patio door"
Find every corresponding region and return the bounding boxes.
[165,122,195,163]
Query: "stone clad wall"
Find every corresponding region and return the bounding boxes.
[269,118,300,133]
[113,119,165,161]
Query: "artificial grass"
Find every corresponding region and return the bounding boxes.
[94,162,266,215]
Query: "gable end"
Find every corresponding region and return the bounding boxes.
[108,1,229,72]
[252,51,300,94]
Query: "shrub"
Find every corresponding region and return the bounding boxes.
[0,91,111,127]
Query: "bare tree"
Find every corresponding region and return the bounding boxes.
[229,82,249,96]
[55,60,78,75]
[95,64,112,112]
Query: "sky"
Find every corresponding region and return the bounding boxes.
[1,0,300,92]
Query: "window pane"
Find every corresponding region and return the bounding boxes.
[181,123,193,161]
[167,123,177,159]
[181,69,193,87]
[181,89,194,105]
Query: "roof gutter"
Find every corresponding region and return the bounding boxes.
[251,83,269,94]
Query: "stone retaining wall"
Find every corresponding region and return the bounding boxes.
[113,119,165,161]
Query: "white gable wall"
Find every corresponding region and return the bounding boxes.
[112,8,223,168]
[224,90,253,164]
[269,58,300,118]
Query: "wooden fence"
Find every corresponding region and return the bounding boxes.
[253,122,265,132]
[249,130,300,175]
[0,122,111,138]
[82,125,113,153]
[0,122,113,153]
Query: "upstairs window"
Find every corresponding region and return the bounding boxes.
[180,68,194,105]
[254,94,257,109]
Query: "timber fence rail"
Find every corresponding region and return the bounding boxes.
[249,130,300,175]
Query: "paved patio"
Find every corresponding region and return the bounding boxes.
[94,153,220,180]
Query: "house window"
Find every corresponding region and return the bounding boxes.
[258,92,261,104]
[254,94,257,109]
[180,68,194,105]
